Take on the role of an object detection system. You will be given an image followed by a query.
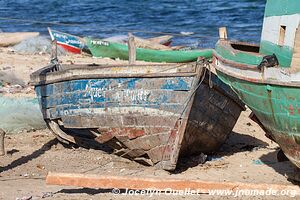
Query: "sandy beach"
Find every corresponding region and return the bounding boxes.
[0,47,299,200]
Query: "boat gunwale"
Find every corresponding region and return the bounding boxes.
[30,62,200,86]
[215,40,263,69]
[213,52,259,70]
[214,55,300,87]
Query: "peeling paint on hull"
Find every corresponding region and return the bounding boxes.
[31,63,244,170]
[214,40,300,168]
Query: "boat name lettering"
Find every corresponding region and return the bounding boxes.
[115,90,151,102]
[85,84,150,102]
[53,33,81,45]
[91,40,109,46]
[85,85,106,100]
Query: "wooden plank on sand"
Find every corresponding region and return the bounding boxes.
[46,172,300,194]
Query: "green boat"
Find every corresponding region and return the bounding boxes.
[85,37,213,63]
[213,0,300,169]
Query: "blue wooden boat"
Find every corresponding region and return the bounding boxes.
[30,60,244,170]
[48,28,84,54]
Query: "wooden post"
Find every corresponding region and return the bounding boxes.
[51,39,58,64]
[0,129,6,156]
[219,27,228,40]
[128,33,136,65]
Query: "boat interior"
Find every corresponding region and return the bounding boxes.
[230,42,260,53]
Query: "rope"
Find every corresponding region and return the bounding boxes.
[0,17,218,39]
[160,58,211,165]
[178,58,210,118]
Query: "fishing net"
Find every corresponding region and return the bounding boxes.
[0,96,46,134]
[0,71,25,86]
[13,35,66,55]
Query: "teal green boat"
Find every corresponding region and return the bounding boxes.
[85,37,213,63]
[213,0,300,169]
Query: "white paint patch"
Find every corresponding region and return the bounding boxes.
[56,107,180,117]
[261,14,300,48]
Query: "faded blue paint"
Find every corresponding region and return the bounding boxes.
[126,78,139,89]
[161,77,190,90]
[36,77,193,120]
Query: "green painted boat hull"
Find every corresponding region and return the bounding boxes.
[85,38,213,63]
[216,70,300,168]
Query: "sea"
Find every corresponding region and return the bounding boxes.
[0,0,266,48]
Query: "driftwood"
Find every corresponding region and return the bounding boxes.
[146,35,173,45]
[46,172,300,194]
[0,129,6,156]
[0,32,40,47]
[171,46,186,50]
[134,36,172,50]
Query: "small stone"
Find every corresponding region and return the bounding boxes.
[16,196,32,200]
[120,168,125,172]
[41,192,53,198]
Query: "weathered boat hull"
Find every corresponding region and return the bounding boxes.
[31,62,244,170]
[213,40,300,168]
[85,37,213,63]
[215,70,300,168]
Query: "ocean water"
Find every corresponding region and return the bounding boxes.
[0,0,266,48]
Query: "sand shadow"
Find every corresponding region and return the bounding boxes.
[259,150,300,184]
[217,131,269,156]
[55,188,113,195]
[0,139,58,173]
[175,131,269,173]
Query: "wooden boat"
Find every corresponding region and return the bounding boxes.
[30,60,244,170]
[213,0,300,168]
[0,32,39,47]
[85,37,213,63]
[48,28,173,54]
[48,28,84,54]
